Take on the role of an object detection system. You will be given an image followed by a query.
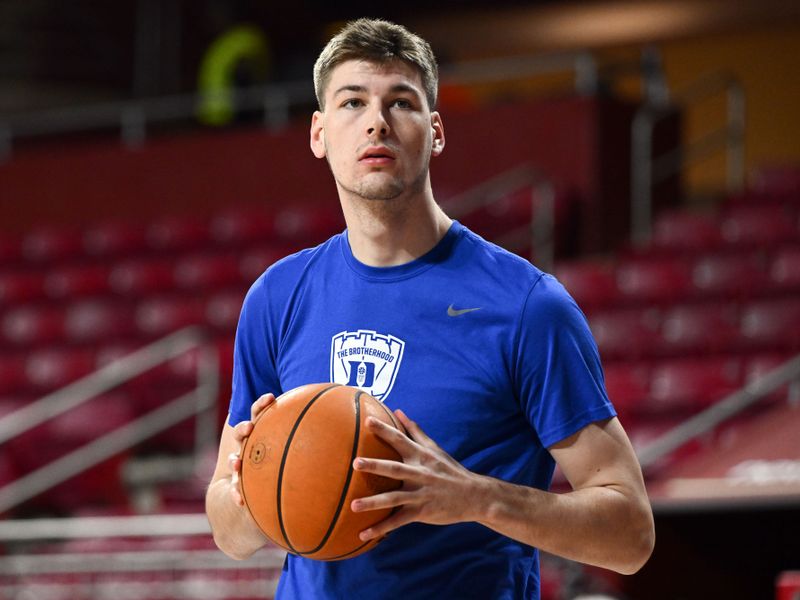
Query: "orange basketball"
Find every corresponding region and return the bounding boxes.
[240,383,404,561]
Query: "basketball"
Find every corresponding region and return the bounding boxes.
[240,383,405,561]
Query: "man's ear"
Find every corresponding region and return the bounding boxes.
[431,111,445,157]
[310,111,326,159]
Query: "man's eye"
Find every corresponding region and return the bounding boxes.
[342,99,363,108]
[392,99,412,109]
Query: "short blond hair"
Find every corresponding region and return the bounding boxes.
[313,18,438,110]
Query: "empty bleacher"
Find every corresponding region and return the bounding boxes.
[558,167,800,473]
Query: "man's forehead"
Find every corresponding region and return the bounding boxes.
[327,59,424,95]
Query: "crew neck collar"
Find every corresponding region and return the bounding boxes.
[340,221,464,281]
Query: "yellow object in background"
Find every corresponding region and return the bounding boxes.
[197,24,270,126]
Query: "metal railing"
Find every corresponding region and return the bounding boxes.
[0,514,284,600]
[0,50,599,162]
[637,353,800,470]
[0,550,282,599]
[442,163,556,270]
[0,326,219,513]
[0,83,313,159]
[630,71,746,244]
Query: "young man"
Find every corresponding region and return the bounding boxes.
[206,18,655,599]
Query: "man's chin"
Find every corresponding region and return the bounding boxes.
[353,182,404,202]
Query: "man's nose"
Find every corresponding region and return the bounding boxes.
[366,107,390,137]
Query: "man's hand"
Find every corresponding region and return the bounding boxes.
[206,392,276,559]
[349,411,654,574]
[350,409,489,541]
[227,393,276,507]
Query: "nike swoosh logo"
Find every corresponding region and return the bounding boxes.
[447,304,482,317]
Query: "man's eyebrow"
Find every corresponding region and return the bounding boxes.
[332,83,423,97]
[333,85,366,97]
[389,83,422,97]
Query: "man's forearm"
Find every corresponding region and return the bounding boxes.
[474,475,655,574]
[206,478,269,560]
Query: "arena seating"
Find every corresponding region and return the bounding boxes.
[0,161,798,600]
[0,208,323,515]
[0,167,798,516]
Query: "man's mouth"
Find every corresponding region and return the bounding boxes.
[359,147,396,162]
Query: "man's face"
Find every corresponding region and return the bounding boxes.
[310,59,444,203]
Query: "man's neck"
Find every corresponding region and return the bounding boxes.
[341,188,453,267]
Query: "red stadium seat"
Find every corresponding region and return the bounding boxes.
[135,296,206,337]
[63,300,138,343]
[173,253,242,290]
[720,205,799,247]
[109,258,176,296]
[210,207,275,246]
[273,204,344,244]
[8,394,132,511]
[24,348,96,391]
[769,245,800,292]
[92,341,164,397]
[44,263,113,299]
[649,210,723,254]
[50,393,135,442]
[1,305,65,345]
[647,356,743,413]
[146,215,212,252]
[615,258,692,304]
[739,298,800,351]
[657,303,741,355]
[22,226,85,263]
[5,393,136,464]
[83,220,147,257]
[554,261,618,311]
[94,342,140,370]
[0,354,27,394]
[0,445,18,491]
[602,362,650,415]
[205,289,245,332]
[691,252,770,300]
[588,309,661,360]
[239,244,293,282]
[215,335,235,380]
[0,271,46,305]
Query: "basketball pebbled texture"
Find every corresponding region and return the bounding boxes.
[240,383,404,561]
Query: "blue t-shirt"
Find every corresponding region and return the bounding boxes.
[229,221,615,599]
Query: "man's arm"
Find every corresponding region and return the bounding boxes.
[351,412,655,575]
[205,394,274,560]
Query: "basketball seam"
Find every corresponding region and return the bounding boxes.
[299,389,363,556]
[276,383,341,555]
[374,398,403,432]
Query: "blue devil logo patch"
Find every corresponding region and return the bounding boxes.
[330,329,405,401]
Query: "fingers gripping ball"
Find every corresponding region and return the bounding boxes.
[240,383,404,561]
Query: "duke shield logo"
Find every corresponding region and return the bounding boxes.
[330,330,405,401]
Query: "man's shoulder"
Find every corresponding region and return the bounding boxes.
[244,232,343,308]
[454,225,585,317]
[456,224,546,285]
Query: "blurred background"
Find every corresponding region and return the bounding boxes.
[0,1,799,599]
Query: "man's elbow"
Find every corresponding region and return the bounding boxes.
[211,526,258,561]
[616,504,656,575]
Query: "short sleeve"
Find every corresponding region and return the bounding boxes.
[513,274,616,448]
[228,273,282,426]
